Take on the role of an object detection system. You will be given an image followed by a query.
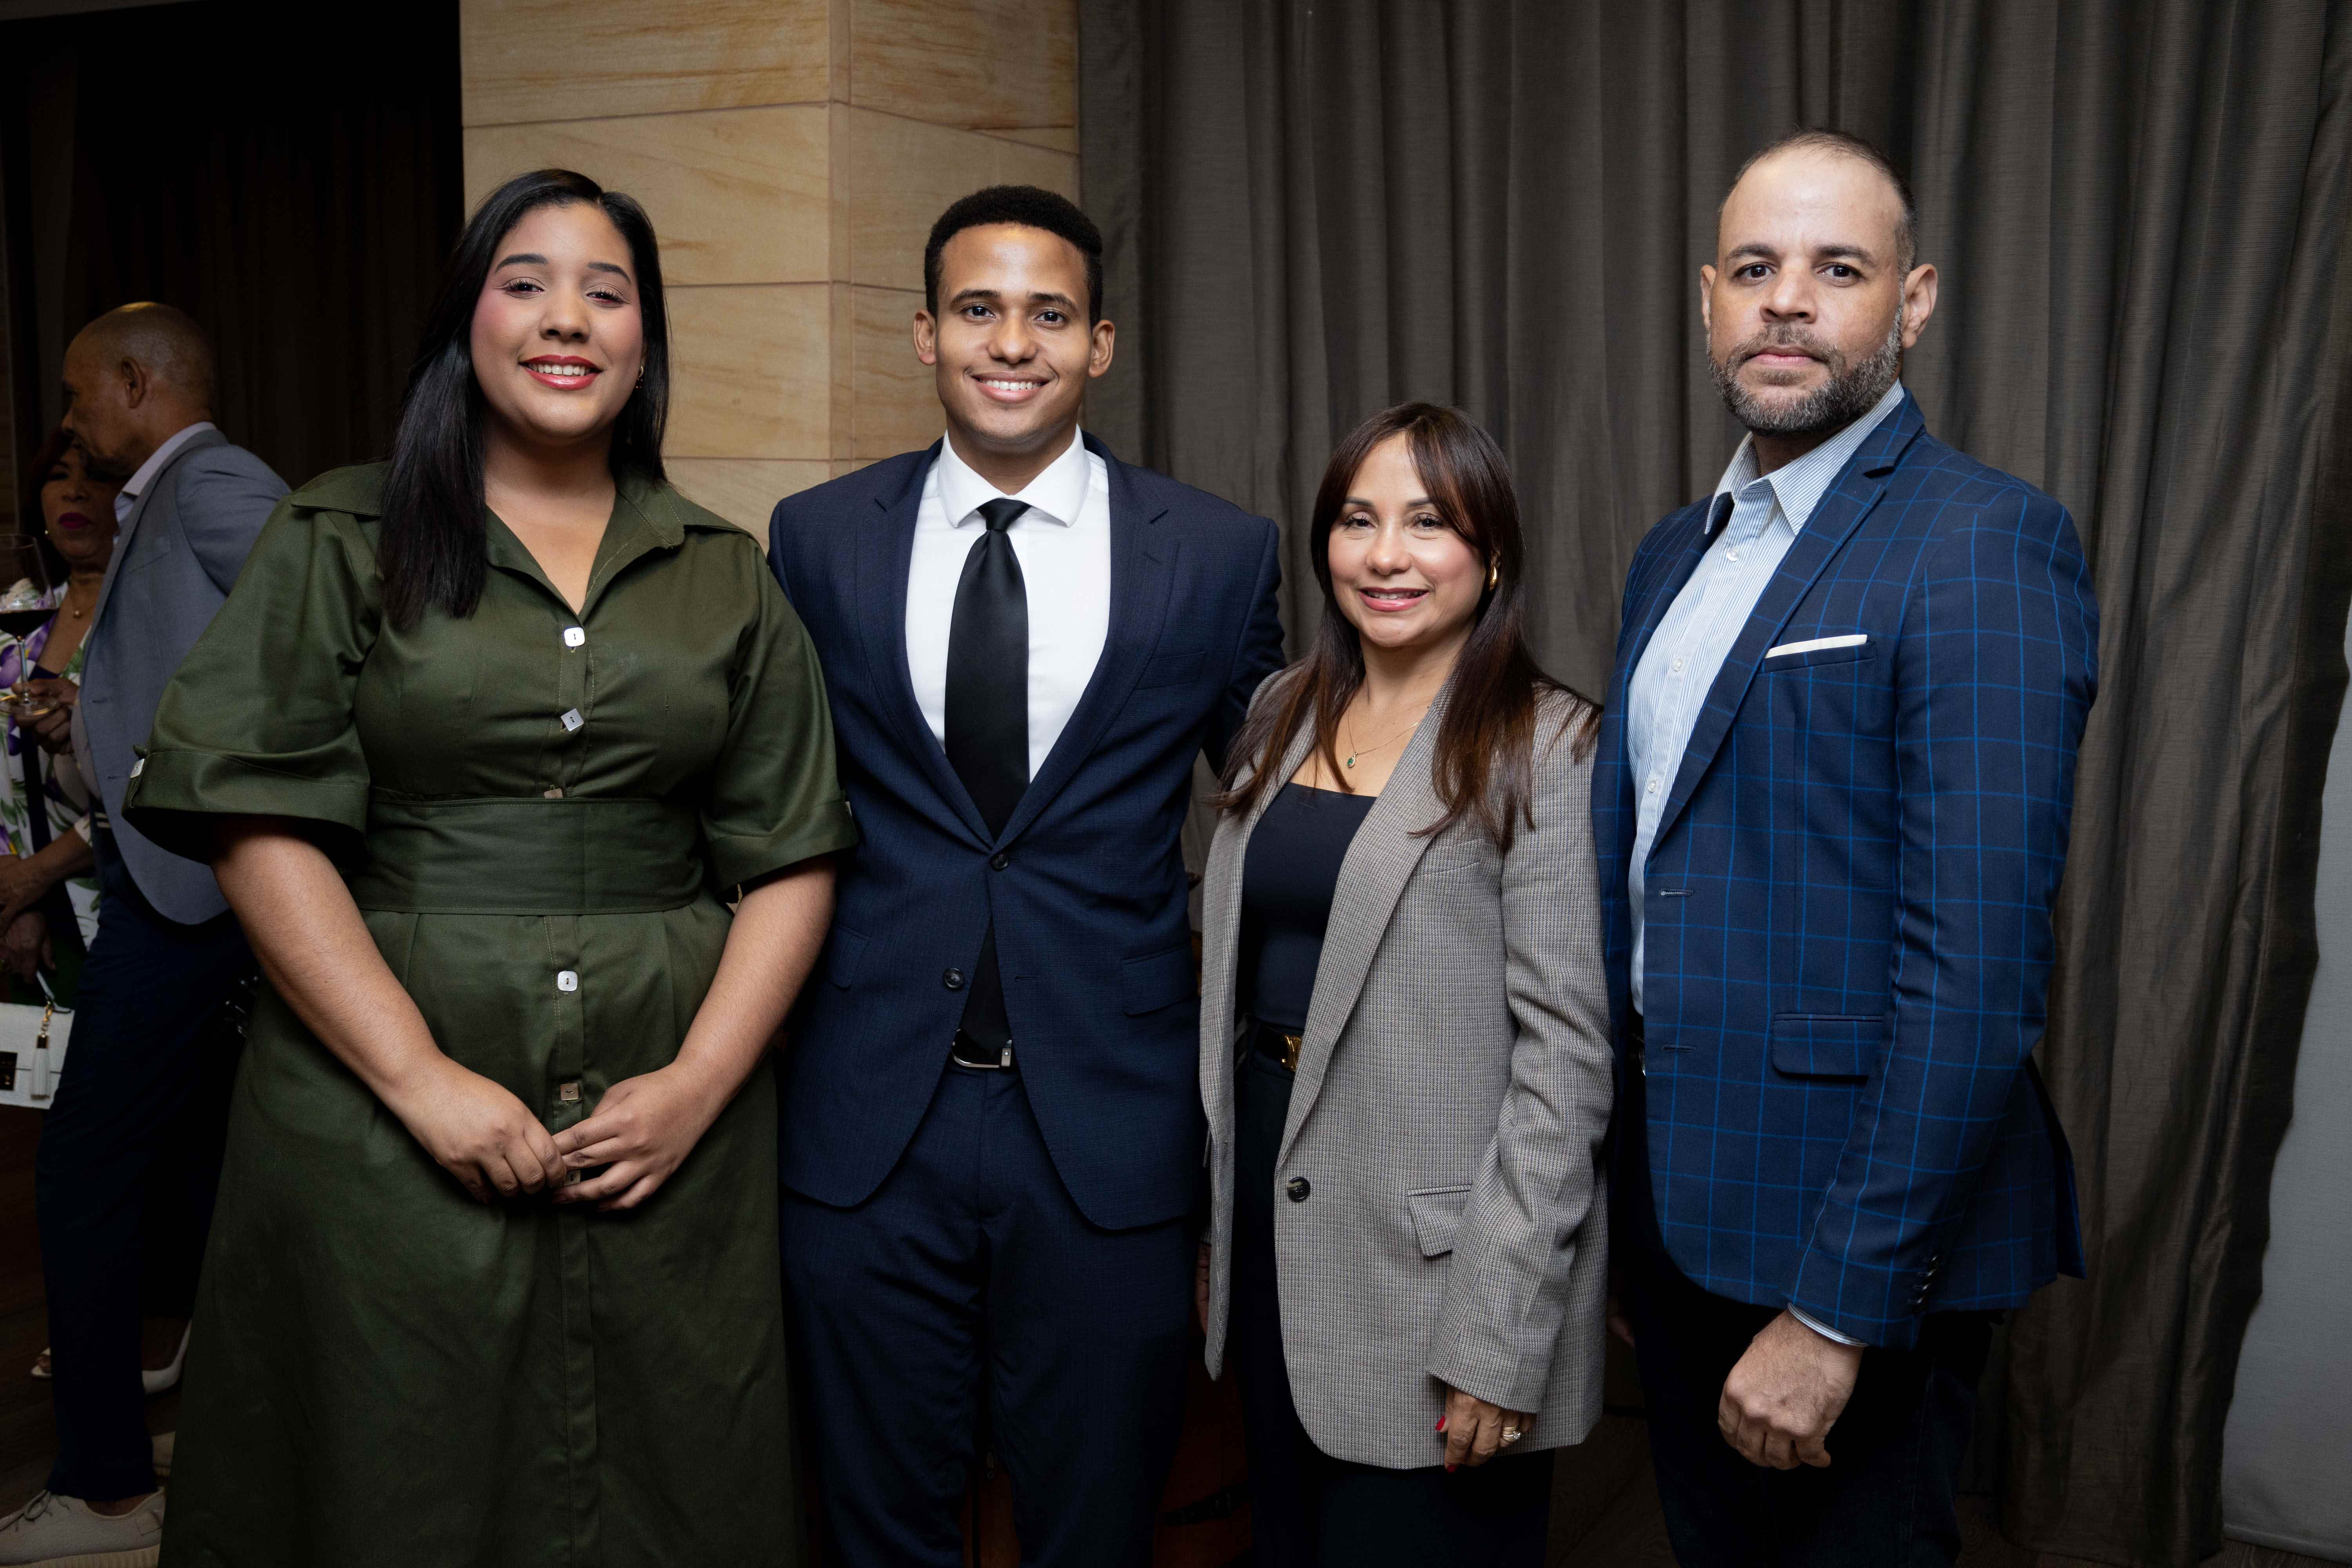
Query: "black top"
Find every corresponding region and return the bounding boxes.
[1240,782,1379,1031]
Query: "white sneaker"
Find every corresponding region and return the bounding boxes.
[140,1330,188,1398]
[0,1488,163,1567]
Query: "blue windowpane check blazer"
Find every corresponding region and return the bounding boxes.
[1594,392,2097,1348]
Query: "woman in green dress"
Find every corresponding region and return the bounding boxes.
[123,169,854,1566]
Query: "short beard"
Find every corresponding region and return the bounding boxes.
[1710,308,1904,439]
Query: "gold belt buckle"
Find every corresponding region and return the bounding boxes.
[1277,1032,1303,1072]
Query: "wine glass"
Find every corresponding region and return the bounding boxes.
[0,534,60,720]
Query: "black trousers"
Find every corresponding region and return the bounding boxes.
[781,1061,1195,1568]
[1613,1040,1991,1568]
[1230,1050,1552,1568]
[36,831,251,1499]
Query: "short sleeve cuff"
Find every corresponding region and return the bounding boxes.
[705,797,858,890]
[123,747,372,863]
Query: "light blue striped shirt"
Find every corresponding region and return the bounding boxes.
[1625,379,1906,1016]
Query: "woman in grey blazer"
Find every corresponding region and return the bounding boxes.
[1197,404,1613,1566]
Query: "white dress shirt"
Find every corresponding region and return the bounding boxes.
[1623,379,1905,1347]
[906,427,1112,781]
[112,420,218,526]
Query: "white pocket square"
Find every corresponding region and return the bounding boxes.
[1766,633,1869,658]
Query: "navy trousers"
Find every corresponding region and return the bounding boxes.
[1613,1043,1992,1568]
[781,1061,1193,1568]
[36,832,251,1500]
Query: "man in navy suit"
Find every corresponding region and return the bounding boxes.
[768,186,1283,1567]
[1595,133,2098,1565]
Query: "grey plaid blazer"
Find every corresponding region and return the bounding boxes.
[1199,674,1615,1468]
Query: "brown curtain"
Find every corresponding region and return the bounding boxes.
[1078,2,2352,1563]
[1,0,462,494]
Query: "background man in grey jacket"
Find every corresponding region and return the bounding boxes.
[1,303,282,1559]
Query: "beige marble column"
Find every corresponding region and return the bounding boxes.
[459,0,1079,532]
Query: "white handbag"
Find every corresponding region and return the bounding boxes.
[0,999,74,1110]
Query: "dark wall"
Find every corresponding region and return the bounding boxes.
[2,0,463,496]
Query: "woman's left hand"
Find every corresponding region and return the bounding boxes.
[1440,1386,1534,1470]
[549,1065,727,1211]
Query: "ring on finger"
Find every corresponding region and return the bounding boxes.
[1500,1427,1523,1445]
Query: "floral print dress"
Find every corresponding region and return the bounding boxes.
[0,601,100,948]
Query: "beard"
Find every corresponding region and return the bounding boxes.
[1710,308,1904,439]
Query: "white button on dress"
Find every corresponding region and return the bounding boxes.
[561,709,584,732]
[557,970,578,992]
[563,627,586,648]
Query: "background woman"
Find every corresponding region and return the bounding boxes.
[122,169,855,1565]
[0,429,118,985]
[1197,403,1613,1566]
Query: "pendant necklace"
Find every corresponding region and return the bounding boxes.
[1341,706,1428,770]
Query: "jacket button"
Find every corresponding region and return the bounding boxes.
[990,852,1010,871]
[1285,1177,1311,1203]
[942,968,965,991]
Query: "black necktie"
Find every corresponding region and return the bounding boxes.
[946,498,1029,831]
[944,497,1028,1048]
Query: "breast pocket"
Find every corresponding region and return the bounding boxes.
[1761,632,1876,672]
[1136,648,1206,690]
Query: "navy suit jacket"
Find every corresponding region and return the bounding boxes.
[768,435,1284,1230]
[1595,394,2097,1347]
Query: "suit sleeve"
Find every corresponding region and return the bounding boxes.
[1785,495,2098,1347]
[766,495,799,603]
[1204,517,1284,775]
[122,501,378,862]
[178,448,290,593]
[1427,710,1617,1411]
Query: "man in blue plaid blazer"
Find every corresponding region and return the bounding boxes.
[1595,132,2098,1565]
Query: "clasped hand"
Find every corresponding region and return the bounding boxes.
[389,1058,721,1212]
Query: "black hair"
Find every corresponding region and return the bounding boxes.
[1730,129,1920,274]
[21,426,78,586]
[923,185,1105,324]
[379,168,670,628]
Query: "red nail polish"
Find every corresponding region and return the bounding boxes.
[1435,1417,1447,1432]
[1446,1464,1459,1473]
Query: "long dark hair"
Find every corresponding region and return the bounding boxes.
[379,169,671,627]
[1218,403,1597,849]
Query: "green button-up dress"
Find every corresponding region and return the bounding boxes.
[123,463,856,1567]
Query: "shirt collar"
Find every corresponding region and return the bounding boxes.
[936,425,1089,530]
[1708,380,1906,535]
[115,421,219,518]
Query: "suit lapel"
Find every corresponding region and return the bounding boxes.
[998,439,1175,844]
[89,428,226,631]
[1278,680,1455,1167]
[1648,401,1924,850]
[857,443,990,844]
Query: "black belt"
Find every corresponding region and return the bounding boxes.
[1249,1020,1304,1073]
[949,1029,1015,1071]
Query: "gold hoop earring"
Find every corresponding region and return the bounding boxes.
[1486,561,1500,592]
